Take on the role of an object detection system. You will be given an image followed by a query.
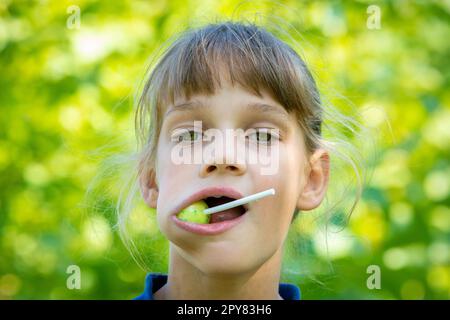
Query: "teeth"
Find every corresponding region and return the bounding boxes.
[212,195,222,198]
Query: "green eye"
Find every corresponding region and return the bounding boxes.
[257,131,271,142]
[247,129,277,144]
[176,130,201,143]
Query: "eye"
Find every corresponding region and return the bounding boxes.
[246,128,279,145]
[172,129,202,143]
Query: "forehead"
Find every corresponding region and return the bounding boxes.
[163,84,291,121]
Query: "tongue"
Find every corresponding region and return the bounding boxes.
[209,207,243,224]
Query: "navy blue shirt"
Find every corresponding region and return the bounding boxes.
[134,273,301,300]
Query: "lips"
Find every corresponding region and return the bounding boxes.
[171,186,249,235]
[171,186,249,218]
[172,213,246,235]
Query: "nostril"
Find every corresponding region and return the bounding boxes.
[202,163,244,176]
[206,166,216,173]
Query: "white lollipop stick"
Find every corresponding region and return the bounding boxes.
[203,188,276,215]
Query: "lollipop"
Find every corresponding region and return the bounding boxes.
[176,200,210,224]
[176,188,275,224]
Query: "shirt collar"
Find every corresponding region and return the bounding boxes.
[134,273,301,300]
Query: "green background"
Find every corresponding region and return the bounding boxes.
[0,0,449,299]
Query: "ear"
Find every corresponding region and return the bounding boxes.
[297,149,330,211]
[139,168,159,209]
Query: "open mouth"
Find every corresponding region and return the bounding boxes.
[203,196,247,224]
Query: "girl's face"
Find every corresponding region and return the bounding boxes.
[143,82,328,275]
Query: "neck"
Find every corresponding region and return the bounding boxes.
[154,244,284,300]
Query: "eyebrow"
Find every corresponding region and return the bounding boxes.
[164,100,291,121]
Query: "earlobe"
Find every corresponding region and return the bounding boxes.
[296,149,330,211]
[139,169,159,209]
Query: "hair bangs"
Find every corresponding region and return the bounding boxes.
[153,23,306,114]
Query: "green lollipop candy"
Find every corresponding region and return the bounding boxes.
[177,200,210,224]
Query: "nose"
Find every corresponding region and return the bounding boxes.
[199,137,247,177]
[200,161,247,177]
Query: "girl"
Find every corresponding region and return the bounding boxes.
[125,21,363,300]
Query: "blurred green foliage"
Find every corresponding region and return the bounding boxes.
[0,0,449,299]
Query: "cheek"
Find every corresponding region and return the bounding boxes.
[260,144,304,225]
[154,146,193,217]
[246,178,292,228]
